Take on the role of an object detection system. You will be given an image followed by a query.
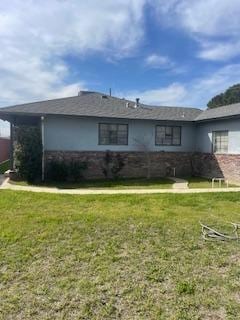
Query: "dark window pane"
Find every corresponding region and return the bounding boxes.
[99,123,128,145]
[212,131,228,153]
[156,126,181,146]
[172,138,180,145]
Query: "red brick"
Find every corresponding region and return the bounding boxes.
[192,153,240,182]
[45,151,193,180]
[0,138,10,163]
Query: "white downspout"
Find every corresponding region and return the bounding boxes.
[41,116,45,181]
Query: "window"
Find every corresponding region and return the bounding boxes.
[212,131,228,153]
[155,126,181,146]
[99,123,128,145]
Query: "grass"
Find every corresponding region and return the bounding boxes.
[1,190,240,319]
[10,176,239,190]
[0,159,10,174]
[187,176,237,189]
[10,177,174,189]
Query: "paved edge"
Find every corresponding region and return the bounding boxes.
[1,178,240,195]
[0,175,7,187]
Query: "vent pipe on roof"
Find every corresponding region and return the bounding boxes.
[126,102,130,108]
[135,98,140,108]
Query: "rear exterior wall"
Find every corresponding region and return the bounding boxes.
[193,118,240,182]
[44,116,196,152]
[41,115,240,182]
[196,118,240,154]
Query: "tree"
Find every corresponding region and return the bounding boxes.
[207,84,240,109]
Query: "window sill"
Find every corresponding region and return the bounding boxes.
[155,144,182,147]
[98,144,128,146]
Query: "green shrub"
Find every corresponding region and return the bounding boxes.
[46,160,87,182]
[68,160,88,182]
[46,161,68,182]
[14,126,42,183]
[102,151,125,179]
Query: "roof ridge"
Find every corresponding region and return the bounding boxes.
[0,90,203,122]
[0,91,136,111]
[0,91,203,112]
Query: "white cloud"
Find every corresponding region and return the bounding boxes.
[152,0,240,37]
[144,54,174,69]
[197,40,240,61]
[176,0,240,37]
[186,64,240,107]
[0,0,146,135]
[123,63,240,108]
[0,0,145,58]
[151,0,240,61]
[124,83,187,106]
[0,0,145,107]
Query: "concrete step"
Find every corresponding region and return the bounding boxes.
[169,177,189,189]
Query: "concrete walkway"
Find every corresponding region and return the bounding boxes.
[1,178,240,195]
[0,175,6,186]
[169,177,189,189]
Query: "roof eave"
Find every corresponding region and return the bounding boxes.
[0,111,198,122]
[195,114,240,123]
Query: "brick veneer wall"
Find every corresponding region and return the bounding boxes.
[45,151,193,180]
[192,152,240,182]
[0,137,10,163]
[45,150,240,182]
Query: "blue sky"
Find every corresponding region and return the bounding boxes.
[1,0,240,136]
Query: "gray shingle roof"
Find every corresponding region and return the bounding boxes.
[195,102,240,121]
[0,91,202,122]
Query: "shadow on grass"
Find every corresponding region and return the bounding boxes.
[182,176,237,189]
[10,177,174,190]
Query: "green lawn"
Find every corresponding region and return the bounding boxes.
[10,177,174,189]
[187,176,237,189]
[0,159,10,174]
[1,191,240,319]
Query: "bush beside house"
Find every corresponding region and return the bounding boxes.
[14,126,42,182]
[46,160,88,182]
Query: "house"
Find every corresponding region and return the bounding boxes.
[0,137,10,163]
[0,90,240,182]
